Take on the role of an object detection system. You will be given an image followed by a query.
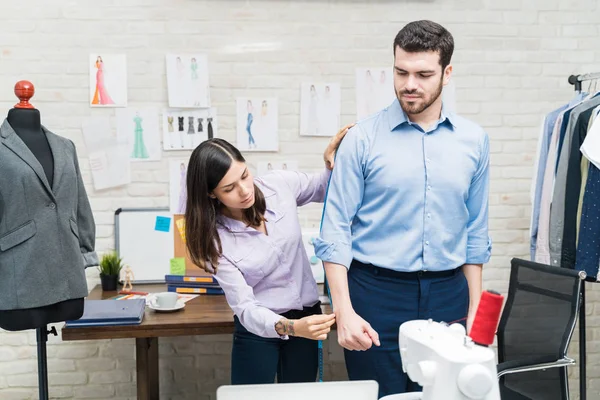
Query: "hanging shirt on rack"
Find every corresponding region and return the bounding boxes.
[576,107,600,244]
[574,105,600,279]
[581,110,600,170]
[575,162,600,278]
[535,112,564,265]
[550,95,600,268]
[558,101,600,269]
[530,92,585,260]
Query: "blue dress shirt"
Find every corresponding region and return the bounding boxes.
[314,99,492,272]
[530,103,568,260]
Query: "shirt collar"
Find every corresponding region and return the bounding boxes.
[387,98,456,132]
[216,180,276,233]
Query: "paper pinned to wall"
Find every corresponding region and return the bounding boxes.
[300,83,341,137]
[162,107,218,151]
[166,54,211,108]
[169,258,186,276]
[256,160,299,177]
[155,216,171,232]
[82,117,131,191]
[169,160,189,214]
[175,218,186,243]
[236,97,278,152]
[88,148,131,191]
[355,67,395,120]
[116,108,162,162]
[89,53,127,107]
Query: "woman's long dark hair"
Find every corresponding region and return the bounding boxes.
[185,138,266,273]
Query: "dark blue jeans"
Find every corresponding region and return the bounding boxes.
[344,260,470,398]
[231,303,321,385]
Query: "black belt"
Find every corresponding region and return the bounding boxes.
[280,301,322,320]
[351,259,460,280]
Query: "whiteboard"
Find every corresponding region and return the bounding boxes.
[115,207,173,283]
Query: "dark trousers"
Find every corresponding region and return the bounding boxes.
[231,302,321,385]
[344,260,469,399]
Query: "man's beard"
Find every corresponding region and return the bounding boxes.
[397,78,443,115]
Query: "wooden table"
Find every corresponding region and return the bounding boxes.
[62,284,332,400]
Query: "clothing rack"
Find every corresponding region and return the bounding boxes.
[568,73,600,93]
[566,72,600,400]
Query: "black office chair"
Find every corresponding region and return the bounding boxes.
[496,258,585,400]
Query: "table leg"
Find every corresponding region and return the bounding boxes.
[136,337,159,400]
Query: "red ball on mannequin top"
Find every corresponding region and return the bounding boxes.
[14,80,35,109]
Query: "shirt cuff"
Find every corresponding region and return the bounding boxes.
[267,313,289,340]
[313,237,352,269]
[82,251,99,268]
[466,238,492,264]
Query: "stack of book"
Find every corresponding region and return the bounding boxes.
[165,274,224,295]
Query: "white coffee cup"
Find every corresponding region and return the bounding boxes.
[152,292,178,309]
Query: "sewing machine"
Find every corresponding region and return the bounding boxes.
[381,319,501,400]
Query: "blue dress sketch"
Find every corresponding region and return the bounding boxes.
[131,113,149,159]
[246,112,256,147]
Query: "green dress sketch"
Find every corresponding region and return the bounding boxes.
[131,114,149,159]
[191,58,198,80]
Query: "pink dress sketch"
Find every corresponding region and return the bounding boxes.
[91,56,115,105]
[177,163,187,214]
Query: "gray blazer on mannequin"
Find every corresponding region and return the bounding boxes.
[0,120,98,310]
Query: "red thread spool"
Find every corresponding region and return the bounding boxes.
[469,290,504,346]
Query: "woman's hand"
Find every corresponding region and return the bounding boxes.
[323,123,355,170]
[276,314,336,340]
[294,313,336,340]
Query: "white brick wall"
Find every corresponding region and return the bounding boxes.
[0,0,599,398]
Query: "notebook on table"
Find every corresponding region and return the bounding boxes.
[64,299,146,327]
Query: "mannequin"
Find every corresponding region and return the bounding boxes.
[0,82,84,331]
[0,81,97,400]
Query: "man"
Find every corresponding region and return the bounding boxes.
[314,20,491,397]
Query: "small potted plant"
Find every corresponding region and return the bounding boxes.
[98,251,123,291]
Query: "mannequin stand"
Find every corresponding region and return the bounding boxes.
[36,325,57,400]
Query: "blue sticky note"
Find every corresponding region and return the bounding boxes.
[155,216,171,232]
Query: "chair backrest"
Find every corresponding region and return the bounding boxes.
[216,380,379,400]
[496,258,584,399]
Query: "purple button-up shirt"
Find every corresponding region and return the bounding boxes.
[214,169,330,338]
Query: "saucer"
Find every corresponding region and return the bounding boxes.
[148,300,185,312]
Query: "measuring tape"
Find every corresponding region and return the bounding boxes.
[316,170,336,383]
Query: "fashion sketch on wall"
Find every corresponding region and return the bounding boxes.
[166,54,210,108]
[89,54,127,107]
[300,83,341,137]
[236,98,278,152]
[257,160,298,177]
[169,160,189,214]
[81,116,131,190]
[116,108,162,161]
[162,108,217,151]
[355,67,395,120]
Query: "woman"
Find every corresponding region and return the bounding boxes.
[184,124,352,384]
